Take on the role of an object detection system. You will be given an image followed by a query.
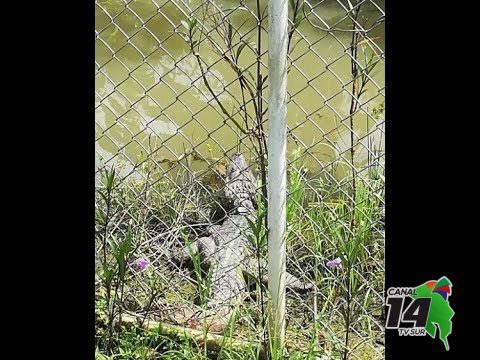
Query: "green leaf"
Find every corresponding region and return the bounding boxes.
[105,168,115,191]
[244,68,256,82]
[108,238,119,257]
[258,209,265,229]
[122,230,132,257]
[246,217,259,237]
[366,59,379,75]
[338,303,347,320]
[98,191,108,204]
[349,233,365,263]
[235,37,252,62]
[180,20,189,30]
[350,277,360,297]
[294,15,303,28]
[289,0,295,11]
[228,22,233,42]
[358,88,368,97]
[95,213,104,226]
[103,264,113,287]
[117,251,126,280]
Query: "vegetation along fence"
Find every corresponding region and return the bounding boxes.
[95,0,385,359]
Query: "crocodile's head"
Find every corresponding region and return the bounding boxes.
[226,153,249,179]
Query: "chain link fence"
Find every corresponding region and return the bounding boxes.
[95,0,385,358]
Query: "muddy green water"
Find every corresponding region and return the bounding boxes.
[95,0,384,178]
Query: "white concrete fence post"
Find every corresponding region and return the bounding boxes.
[267,0,289,350]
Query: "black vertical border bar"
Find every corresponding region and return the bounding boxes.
[386,1,470,358]
[44,0,95,357]
[18,0,95,357]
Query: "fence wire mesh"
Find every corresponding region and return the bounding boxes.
[95,0,385,358]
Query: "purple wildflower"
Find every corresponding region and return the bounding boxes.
[326,257,342,268]
[135,258,149,272]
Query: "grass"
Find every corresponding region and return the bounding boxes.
[95,149,385,359]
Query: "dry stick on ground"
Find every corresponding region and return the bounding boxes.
[118,314,268,359]
[113,314,317,358]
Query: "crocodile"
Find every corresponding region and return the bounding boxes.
[174,153,313,331]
